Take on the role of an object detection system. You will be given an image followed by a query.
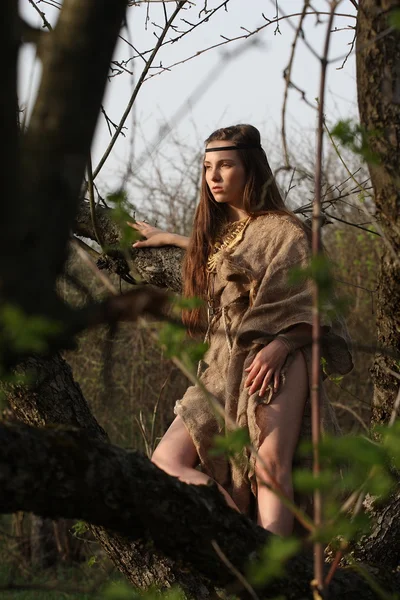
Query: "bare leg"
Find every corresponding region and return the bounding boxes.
[255,351,308,535]
[152,415,240,512]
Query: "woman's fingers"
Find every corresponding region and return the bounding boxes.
[127,221,151,233]
[247,366,279,397]
[257,369,274,396]
[248,365,268,395]
[127,221,141,229]
[244,363,260,387]
[273,369,281,392]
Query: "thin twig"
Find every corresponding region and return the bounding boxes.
[93,1,188,179]
[27,0,53,30]
[211,540,260,600]
[336,27,356,70]
[386,367,400,382]
[311,2,340,596]
[323,211,380,235]
[324,120,400,265]
[87,155,103,248]
[281,1,310,166]
[331,402,370,433]
[389,386,400,427]
[144,11,356,81]
[71,240,118,296]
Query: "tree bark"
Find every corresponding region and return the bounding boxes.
[356,0,400,423]
[354,489,400,569]
[1,421,396,600]
[75,201,184,293]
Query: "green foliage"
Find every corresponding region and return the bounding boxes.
[293,468,335,493]
[102,582,185,600]
[376,420,400,470]
[294,422,399,546]
[107,190,139,249]
[314,511,371,544]
[157,295,208,368]
[247,536,300,586]
[0,562,94,599]
[388,8,400,29]
[72,520,89,537]
[170,295,205,311]
[288,254,350,318]
[330,119,380,165]
[87,555,97,568]
[158,322,208,365]
[319,435,387,469]
[211,427,250,457]
[0,303,62,357]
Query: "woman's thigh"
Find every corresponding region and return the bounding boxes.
[256,350,308,468]
[152,415,199,469]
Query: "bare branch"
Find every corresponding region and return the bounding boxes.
[93,1,188,179]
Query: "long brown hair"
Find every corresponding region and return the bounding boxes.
[182,123,305,336]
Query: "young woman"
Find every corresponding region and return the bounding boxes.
[130,124,352,535]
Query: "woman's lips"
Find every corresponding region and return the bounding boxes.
[212,187,223,192]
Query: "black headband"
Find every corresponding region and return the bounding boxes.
[204,143,262,152]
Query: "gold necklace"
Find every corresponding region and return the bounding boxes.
[206,217,252,273]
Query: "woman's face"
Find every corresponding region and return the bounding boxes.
[204,141,247,210]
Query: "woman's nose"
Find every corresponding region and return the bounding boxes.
[210,169,221,181]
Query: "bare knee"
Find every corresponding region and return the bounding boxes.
[255,453,293,491]
[151,448,181,478]
[150,416,198,477]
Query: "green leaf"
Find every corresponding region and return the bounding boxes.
[170,295,205,311]
[366,467,393,498]
[87,555,97,567]
[331,119,381,165]
[107,189,139,249]
[247,536,300,585]
[0,304,62,355]
[319,435,387,468]
[158,322,208,365]
[210,427,250,457]
[379,421,400,468]
[158,322,208,368]
[388,8,400,29]
[314,512,371,544]
[101,580,138,600]
[293,468,335,493]
[71,520,89,536]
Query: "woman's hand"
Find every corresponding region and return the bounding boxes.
[244,339,290,396]
[128,221,190,250]
[128,221,171,248]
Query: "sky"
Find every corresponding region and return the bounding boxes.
[19,0,359,200]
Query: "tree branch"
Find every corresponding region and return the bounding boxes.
[0,421,394,600]
[75,201,184,292]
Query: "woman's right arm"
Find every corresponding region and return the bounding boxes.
[128,221,190,250]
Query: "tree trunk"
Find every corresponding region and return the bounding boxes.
[1,354,212,597]
[2,421,397,600]
[0,0,128,323]
[356,0,400,424]
[30,516,59,569]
